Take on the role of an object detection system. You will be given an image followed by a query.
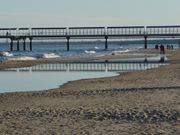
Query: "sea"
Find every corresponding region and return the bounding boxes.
[0,41,179,59]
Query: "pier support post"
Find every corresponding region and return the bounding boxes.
[23,38,26,51]
[17,40,20,51]
[66,36,70,51]
[10,39,13,51]
[144,36,148,49]
[29,38,32,51]
[105,36,108,50]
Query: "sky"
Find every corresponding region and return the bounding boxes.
[0,0,179,27]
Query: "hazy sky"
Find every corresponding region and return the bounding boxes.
[0,0,179,27]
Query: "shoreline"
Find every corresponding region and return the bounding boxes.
[0,48,165,70]
[0,49,179,134]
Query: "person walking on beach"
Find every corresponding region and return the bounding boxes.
[160,44,165,54]
[171,45,174,50]
[155,45,159,49]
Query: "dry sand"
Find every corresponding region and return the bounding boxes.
[0,49,179,135]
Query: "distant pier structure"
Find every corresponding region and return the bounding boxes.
[0,25,180,51]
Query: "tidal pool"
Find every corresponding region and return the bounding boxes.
[0,71,118,93]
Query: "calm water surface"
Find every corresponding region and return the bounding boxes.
[0,71,117,93]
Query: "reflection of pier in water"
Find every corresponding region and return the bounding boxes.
[4,61,168,72]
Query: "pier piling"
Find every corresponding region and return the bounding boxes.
[23,39,26,51]
[105,36,108,50]
[29,38,32,51]
[66,37,70,51]
[144,36,148,49]
[10,39,13,51]
[17,40,20,51]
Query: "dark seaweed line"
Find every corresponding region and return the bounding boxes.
[38,86,180,97]
[0,86,179,99]
[0,107,179,124]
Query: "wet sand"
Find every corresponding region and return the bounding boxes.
[0,49,179,134]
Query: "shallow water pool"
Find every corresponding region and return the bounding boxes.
[0,71,118,93]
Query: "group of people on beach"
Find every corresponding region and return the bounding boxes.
[166,45,174,50]
[155,44,174,54]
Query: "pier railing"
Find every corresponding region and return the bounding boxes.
[1,26,180,37]
[146,25,180,36]
[0,25,180,51]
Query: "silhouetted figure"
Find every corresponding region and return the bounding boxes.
[167,45,170,50]
[171,45,174,50]
[160,44,165,54]
[155,45,159,49]
[105,60,108,63]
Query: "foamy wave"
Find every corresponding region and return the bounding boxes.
[8,57,37,61]
[111,49,131,55]
[41,53,60,59]
[94,47,99,50]
[85,50,96,55]
[0,51,13,57]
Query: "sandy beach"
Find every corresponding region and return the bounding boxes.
[0,49,179,134]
